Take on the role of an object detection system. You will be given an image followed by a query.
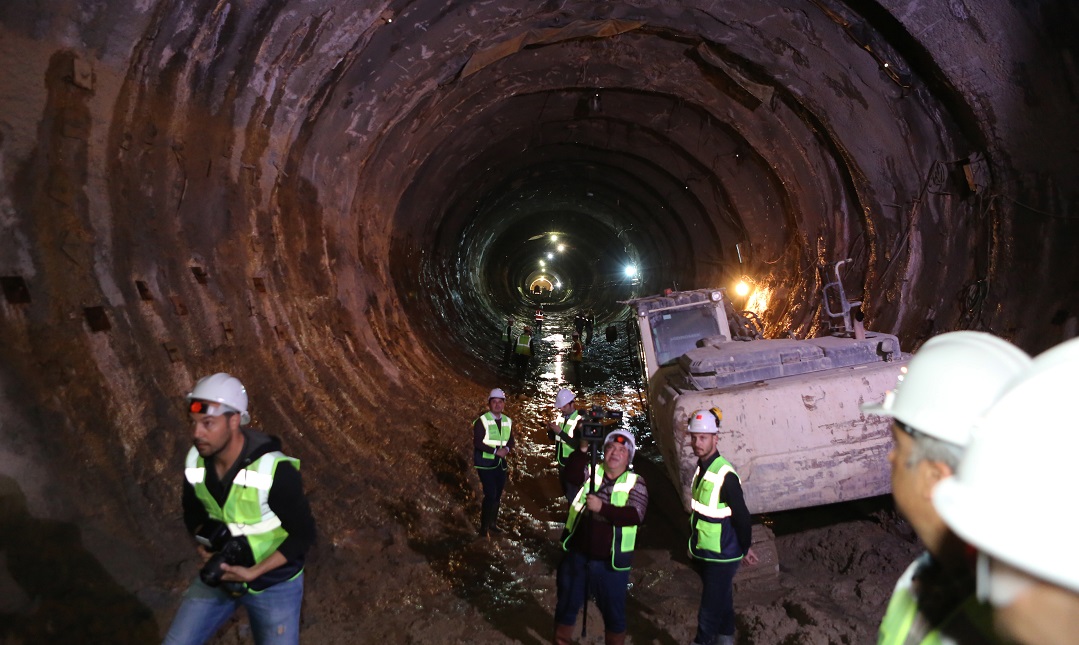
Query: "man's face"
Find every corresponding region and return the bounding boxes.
[690,431,718,459]
[604,441,630,474]
[887,421,951,552]
[191,411,238,459]
[559,401,575,415]
[489,397,505,416]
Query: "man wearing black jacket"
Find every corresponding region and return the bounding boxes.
[686,408,757,645]
[163,373,316,645]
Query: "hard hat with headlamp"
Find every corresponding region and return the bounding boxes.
[861,331,1030,447]
[554,388,576,409]
[604,429,636,464]
[933,337,1079,602]
[187,373,250,425]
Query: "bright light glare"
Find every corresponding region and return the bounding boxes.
[734,280,750,297]
[624,265,638,278]
[539,260,546,267]
[550,234,558,242]
[547,252,554,259]
[557,244,565,252]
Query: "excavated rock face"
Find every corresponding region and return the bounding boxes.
[0,0,1077,641]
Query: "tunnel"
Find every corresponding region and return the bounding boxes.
[1,1,1077,642]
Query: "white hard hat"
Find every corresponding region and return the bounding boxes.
[554,388,576,408]
[687,408,722,433]
[604,429,636,463]
[187,373,250,425]
[933,345,1079,595]
[488,388,506,401]
[861,331,1030,446]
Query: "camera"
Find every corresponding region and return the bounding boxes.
[196,522,253,597]
[580,405,623,444]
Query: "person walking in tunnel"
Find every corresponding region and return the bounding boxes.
[554,429,648,645]
[686,408,757,645]
[501,316,516,363]
[933,338,1079,645]
[473,388,515,537]
[568,331,584,384]
[545,387,582,502]
[535,305,545,328]
[863,332,1030,645]
[574,311,586,338]
[584,310,595,345]
[164,373,317,645]
[514,325,535,377]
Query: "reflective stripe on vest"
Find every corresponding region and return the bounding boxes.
[561,466,639,571]
[556,411,581,466]
[516,334,532,356]
[185,447,298,564]
[475,412,512,470]
[689,455,742,563]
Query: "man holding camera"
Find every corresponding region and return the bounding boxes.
[164,373,316,645]
[554,423,648,645]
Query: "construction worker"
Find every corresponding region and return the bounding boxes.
[863,331,1030,645]
[554,429,647,645]
[535,306,545,327]
[933,338,1079,645]
[568,332,584,383]
[546,388,582,501]
[473,388,514,537]
[501,316,516,359]
[686,408,757,645]
[164,373,316,645]
[514,325,534,377]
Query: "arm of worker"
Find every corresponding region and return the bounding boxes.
[721,471,759,564]
[472,418,487,452]
[221,462,316,582]
[495,430,515,457]
[588,477,648,526]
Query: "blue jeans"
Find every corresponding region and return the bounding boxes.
[555,550,630,633]
[694,559,741,644]
[163,572,304,645]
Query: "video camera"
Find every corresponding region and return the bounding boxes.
[579,405,623,444]
[196,522,253,597]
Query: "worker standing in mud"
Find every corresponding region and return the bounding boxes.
[164,373,316,645]
[501,316,515,361]
[554,428,647,645]
[514,325,534,377]
[686,408,757,645]
[545,387,582,502]
[473,388,514,537]
[584,309,595,345]
[863,332,1030,645]
[568,331,584,384]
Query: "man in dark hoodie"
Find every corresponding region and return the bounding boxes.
[163,373,316,645]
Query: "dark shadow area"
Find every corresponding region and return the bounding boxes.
[0,475,159,644]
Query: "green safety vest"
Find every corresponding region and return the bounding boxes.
[184,447,298,565]
[515,333,532,356]
[474,412,512,470]
[501,325,513,342]
[555,410,581,467]
[878,557,1000,645]
[689,454,744,563]
[561,466,639,571]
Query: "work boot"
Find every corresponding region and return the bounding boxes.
[716,635,735,645]
[603,632,625,645]
[489,505,503,534]
[553,623,575,645]
[479,505,493,537]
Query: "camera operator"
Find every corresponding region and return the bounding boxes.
[164,373,316,645]
[554,420,648,645]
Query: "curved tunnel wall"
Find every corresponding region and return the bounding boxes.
[0,0,1077,625]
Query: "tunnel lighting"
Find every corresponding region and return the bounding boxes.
[557,244,565,252]
[624,265,638,278]
[547,252,554,259]
[735,280,750,297]
[539,260,546,267]
[550,234,558,242]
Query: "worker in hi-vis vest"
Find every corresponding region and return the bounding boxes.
[472,387,514,537]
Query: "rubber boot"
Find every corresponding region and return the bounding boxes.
[716,635,735,645]
[604,632,625,645]
[489,503,503,534]
[553,623,575,645]
[479,505,493,537]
